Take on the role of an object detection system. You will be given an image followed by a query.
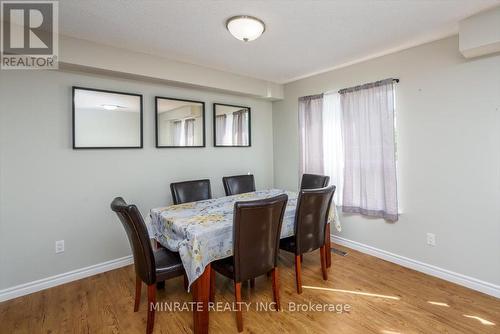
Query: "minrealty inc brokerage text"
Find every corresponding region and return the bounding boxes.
[151,301,352,313]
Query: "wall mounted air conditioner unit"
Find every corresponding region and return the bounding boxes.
[459,6,500,58]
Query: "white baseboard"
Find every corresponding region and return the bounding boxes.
[2,237,499,303]
[0,255,133,302]
[332,235,500,298]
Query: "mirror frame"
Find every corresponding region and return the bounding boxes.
[213,103,252,148]
[155,96,206,148]
[72,86,143,150]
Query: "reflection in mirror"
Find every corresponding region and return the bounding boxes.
[73,87,143,149]
[155,97,205,148]
[214,104,251,147]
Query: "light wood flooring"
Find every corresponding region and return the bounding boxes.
[1,244,499,334]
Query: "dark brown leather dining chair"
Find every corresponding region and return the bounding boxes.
[301,173,335,266]
[222,174,256,196]
[111,197,185,334]
[300,173,330,190]
[170,179,212,204]
[210,194,288,332]
[279,185,335,294]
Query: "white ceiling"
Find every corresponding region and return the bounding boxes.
[59,0,499,83]
[74,89,140,112]
[157,98,201,113]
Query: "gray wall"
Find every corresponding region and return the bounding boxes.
[0,70,274,289]
[272,36,500,285]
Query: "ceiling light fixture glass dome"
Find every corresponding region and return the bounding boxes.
[226,15,265,42]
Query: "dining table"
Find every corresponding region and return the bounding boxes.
[149,189,341,334]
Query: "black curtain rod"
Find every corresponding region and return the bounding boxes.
[299,78,400,101]
[338,78,399,95]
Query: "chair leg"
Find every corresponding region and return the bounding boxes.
[156,281,165,289]
[320,246,328,281]
[147,284,156,334]
[210,269,216,302]
[234,282,243,332]
[249,278,255,288]
[184,273,189,292]
[300,254,303,262]
[266,271,271,278]
[294,255,302,294]
[325,224,332,268]
[134,275,142,312]
[271,268,280,311]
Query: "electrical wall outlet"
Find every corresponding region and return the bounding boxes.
[55,240,65,253]
[426,233,436,246]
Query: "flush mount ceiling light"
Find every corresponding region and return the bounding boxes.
[101,104,126,111]
[226,15,265,42]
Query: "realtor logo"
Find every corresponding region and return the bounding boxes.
[1,0,58,69]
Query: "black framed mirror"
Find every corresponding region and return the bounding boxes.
[72,87,143,149]
[155,97,206,148]
[213,103,251,147]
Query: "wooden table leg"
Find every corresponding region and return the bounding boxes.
[192,264,211,334]
[325,224,332,268]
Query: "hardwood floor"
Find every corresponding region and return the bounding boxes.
[1,244,499,334]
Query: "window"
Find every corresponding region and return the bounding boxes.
[299,79,399,221]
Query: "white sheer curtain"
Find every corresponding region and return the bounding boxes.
[298,94,324,177]
[171,120,182,146]
[184,118,195,146]
[215,114,227,145]
[340,79,398,221]
[322,92,344,205]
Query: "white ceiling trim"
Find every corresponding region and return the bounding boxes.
[60,35,284,100]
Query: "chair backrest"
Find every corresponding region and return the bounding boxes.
[300,173,330,190]
[170,179,212,204]
[232,194,288,282]
[222,174,256,196]
[110,197,156,285]
[294,185,336,254]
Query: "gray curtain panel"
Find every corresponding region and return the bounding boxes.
[241,110,249,146]
[298,94,324,177]
[232,110,248,145]
[340,79,398,221]
[184,118,195,146]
